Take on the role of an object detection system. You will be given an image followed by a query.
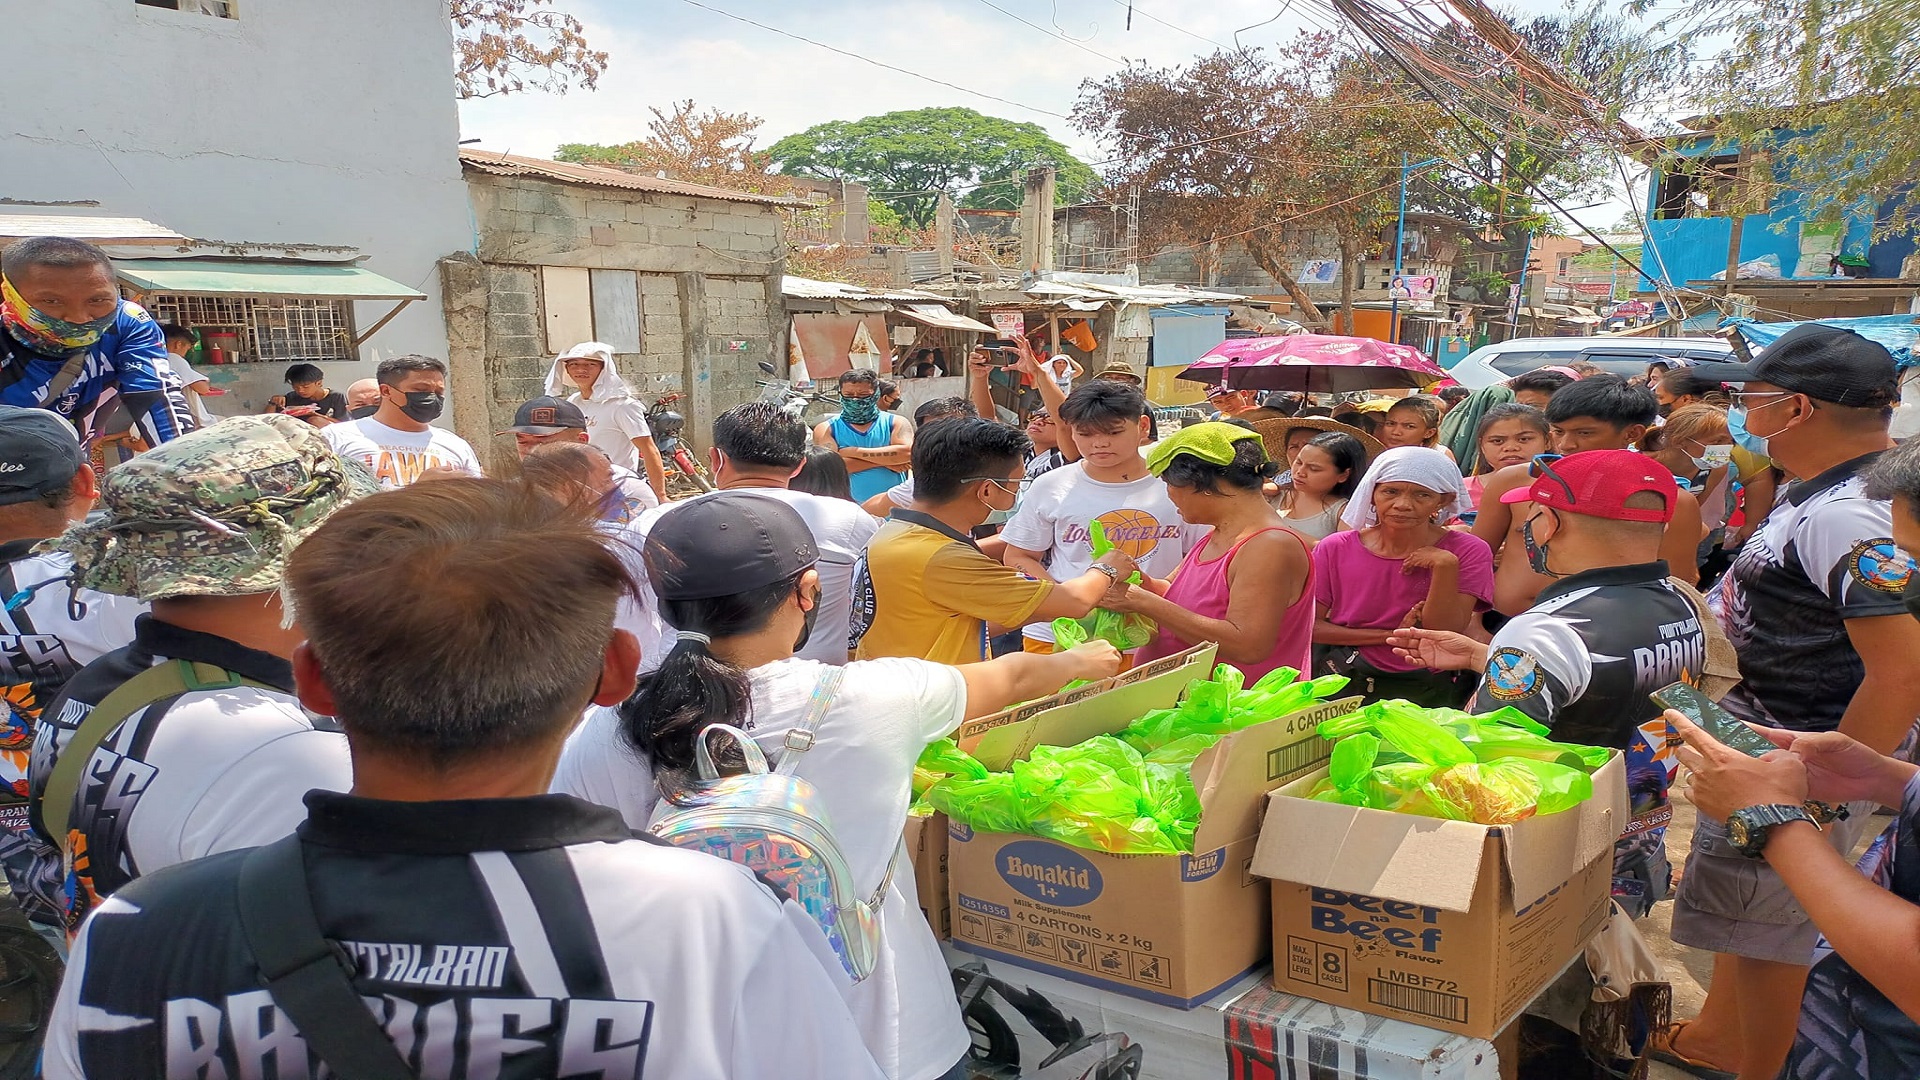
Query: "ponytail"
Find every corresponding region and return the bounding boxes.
[619,570,805,774]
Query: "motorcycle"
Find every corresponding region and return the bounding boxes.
[646,393,714,497]
[951,964,1144,1080]
[756,361,841,431]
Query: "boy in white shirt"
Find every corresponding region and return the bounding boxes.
[546,341,669,501]
[320,354,481,488]
[999,380,1203,653]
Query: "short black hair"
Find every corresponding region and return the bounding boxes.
[1159,438,1277,494]
[376,354,447,386]
[1866,439,1920,522]
[159,323,195,347]
[0,236,113,281]
[913,418,1031,503]
[1258,391,1304,416]
[1438,386,1470,406]
[912,396,975,426]
[877,379,899,398]
[1545,373,1657,428]
[790,445,853,500]
[1507,369,1576,398]
[712,400,806,470]
[838,368,878,390]
[285,363,325,386]
[1060,380,1147,428]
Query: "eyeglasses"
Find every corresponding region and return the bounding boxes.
[965,476,1033,494]
[1028,413,1054,425]
[1728,390,1796,408]
[1526,453,1577,505]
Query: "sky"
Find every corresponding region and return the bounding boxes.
[457,0,1646,238]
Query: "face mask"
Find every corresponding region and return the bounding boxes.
[393,390,444,423]
[1905,577,1920,624]
[1689,443,1734,472]
[981,482,1024,527]
[840,396,879,425]
[1657,402,1674,419]
[347,404,379,420]
[0,277,115,357]
[793,586,822,651]
[1521,513,1563,577]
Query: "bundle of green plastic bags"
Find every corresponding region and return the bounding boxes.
[1050,519,1158,652]
[915,665,1349,854]
[1306,700,1609,824]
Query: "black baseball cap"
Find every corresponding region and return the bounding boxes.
[500,396,587,435]
[644,493,819,600]
[1691,324,1899,407]
[0,406,82,506]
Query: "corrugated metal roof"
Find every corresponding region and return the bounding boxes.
[782,275,962,303]
[115,259,425,301]
[459,149,808,207]
[0,207,186,244]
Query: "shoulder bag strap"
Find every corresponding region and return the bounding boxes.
[772,666,845,776]
[1665,576,1742,701]
[38,659,270,846]
[237,836,417,1080]
[40,350,92,405]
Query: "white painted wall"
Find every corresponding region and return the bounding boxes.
[0,0,473,413]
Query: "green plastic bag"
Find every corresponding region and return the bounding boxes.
[1318,700,1475,767]
[923,773,1032,834]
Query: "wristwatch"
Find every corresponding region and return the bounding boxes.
[1090,563,1121,582]
[1727,804,1819,858]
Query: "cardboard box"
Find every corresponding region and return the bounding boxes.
[904,812,950,940]
[946,643,1361,1007]
[1249,754,1625,1039]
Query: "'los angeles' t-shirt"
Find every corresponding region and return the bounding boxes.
[321,416,483,489]
[998,462,1204,644]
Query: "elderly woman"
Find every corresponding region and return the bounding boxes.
[1310,446,1495,706]
[1110,423,1315,681]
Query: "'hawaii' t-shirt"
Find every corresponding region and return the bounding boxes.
[997,462,1204,644]
[321,416,482,489]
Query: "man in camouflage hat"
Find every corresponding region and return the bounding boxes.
[26,414,374,936]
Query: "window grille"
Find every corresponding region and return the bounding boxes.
[140,295,358,363]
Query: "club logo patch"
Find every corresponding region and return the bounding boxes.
[1486,647,1541,700]
[1848,538,1914,594]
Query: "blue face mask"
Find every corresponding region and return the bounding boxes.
[1726,405,1770,457]
[982,483,1024,526]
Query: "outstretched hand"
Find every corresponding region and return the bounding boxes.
[1386,627,1486,672]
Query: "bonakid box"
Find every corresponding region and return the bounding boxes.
[1249,753,1625,1039]
[946,643,1360,1007]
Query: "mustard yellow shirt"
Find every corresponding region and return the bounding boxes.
[855,516,1053,665]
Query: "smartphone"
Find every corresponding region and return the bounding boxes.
[1650,681,1779,759]
[282,404,319,418]
[980,339,1021,366]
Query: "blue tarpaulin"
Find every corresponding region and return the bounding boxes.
[1729,314,1920,369]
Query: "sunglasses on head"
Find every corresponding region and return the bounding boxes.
[1527,453,1576,505]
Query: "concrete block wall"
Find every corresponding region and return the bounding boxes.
[452,172,787,470]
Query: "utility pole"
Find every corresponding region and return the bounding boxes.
[1391,154,1441,345]
[935,194,956,282]
[1018,167,1057,274]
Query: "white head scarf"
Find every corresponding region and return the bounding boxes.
[1340,445,1471,529]
[545,341,632,400]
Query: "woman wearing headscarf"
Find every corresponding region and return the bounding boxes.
[1309,446,1495,706]
[1111,423,1315,681]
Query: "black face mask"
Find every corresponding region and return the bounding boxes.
[393,390,444,423]
[347,404,379,420]
[794,587,822,652]
[1521,513,1563,578]
[1904,577,1920,624]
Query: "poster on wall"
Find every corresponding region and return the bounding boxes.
[1298,259,1340,285]
[991,312,1028,339]
[1389,274,1438,301]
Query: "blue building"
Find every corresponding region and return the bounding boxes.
[1638,124,1918,322]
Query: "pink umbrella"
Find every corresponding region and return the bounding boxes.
[1179,334,1448,394]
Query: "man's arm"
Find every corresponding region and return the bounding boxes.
[956,643,1120,720]
[111,311,194,444]
[966,351,999,419]
[841,416,915,469]
[632,435,669,500]
[1001,543,1055,582]
[1661,487,1703,585]
[1765,824,1920,1021]
[1471,464,1528,552]
[1838,613,1920,753]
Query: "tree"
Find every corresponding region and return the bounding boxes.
[767,108,1097,229]
[1072,38,1449,330]
[1638,0,1920,238]
[556,101,795,195]
[450,0,607,100]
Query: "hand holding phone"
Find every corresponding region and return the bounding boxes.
[1650,681,1779,758]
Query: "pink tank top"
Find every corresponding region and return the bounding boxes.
[1134,527,1315,682]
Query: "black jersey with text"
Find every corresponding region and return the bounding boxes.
[41,793,885,1080]
[1712,452,1912,732]
[1471,560,1704,912]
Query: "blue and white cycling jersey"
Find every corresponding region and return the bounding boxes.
[0,300,193,445]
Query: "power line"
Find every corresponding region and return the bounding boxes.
[973,0,1126,65]
[1102,0,1231,49]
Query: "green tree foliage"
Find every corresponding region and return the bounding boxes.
[766,107,1097,228]
[1640,0,1920,238]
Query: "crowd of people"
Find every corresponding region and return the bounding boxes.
[4,231,1920,1078]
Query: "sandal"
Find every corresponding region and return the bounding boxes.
[1648,1020,1738,1080]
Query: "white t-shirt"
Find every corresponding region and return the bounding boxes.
[321,416,482,489]
[998,461,1207,642]
[621,487,881,670]
[573,394,654,475]
[163,355,213,426]
[552,656,972,1080]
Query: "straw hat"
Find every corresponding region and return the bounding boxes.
[1249,416,1385,465]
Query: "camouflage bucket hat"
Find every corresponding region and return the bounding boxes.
[58,414,380,600]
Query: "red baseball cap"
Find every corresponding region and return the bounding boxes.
[1499,449,1677,523]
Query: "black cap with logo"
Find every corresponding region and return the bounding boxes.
[500,396,588,435]
[0,406,82,506]
[644,492,819,600]
[1691,324,1899,407]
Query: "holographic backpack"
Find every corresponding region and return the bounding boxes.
[647,668,894,982]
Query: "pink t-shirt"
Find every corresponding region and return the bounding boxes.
[1311,529,1495,672]
[1135,527,1315,682]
